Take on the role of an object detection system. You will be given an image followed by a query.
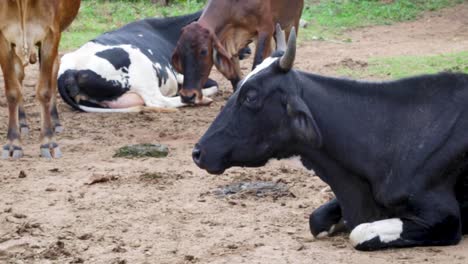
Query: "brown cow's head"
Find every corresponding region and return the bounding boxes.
[172,22,236,105]
[191,27,322,175]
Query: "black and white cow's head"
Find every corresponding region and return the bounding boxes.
[193,26,322,174]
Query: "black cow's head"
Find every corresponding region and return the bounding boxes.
[172,22,235,105]
[193,26,322,174]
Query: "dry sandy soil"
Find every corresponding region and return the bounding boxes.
[1,3,468,264]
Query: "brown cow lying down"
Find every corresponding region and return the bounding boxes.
[171,0,304,104]
[0,0,81,159]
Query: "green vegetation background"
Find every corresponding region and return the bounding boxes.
[61,0,467,78]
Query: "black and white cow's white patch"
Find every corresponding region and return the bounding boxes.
[58,11,217,112]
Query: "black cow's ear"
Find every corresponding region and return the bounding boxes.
[287,96,322,147]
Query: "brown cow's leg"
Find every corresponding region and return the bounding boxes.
[0,37,24,159]
[51,56,63,133]
[252,30,273,70]
[284,26,299,48]
[37,31,61,159]
[18,104,29,136]
[13,56,29,136]
[50,101,63,133]
[230,56,242,90]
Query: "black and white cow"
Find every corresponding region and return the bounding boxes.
[192,26,468,250]
[58,11,219,112]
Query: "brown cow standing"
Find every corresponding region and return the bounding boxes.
[172,0,304,105]
[0,0,81,159]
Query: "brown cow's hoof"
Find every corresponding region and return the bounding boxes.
[54,125,64,134]
[20,125,29,136]
[2,145,23,160]
[40,143,62,159]
[196,96,213,106]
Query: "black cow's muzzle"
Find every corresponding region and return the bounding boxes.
[192,144,202,166]
[192,143,226,175]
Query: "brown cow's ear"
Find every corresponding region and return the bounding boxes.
[171,51,183,73]
[212,35,236,78]
[287,96,322,147]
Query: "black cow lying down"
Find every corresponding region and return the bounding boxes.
[58,11,226,112]
[193,26,468,251]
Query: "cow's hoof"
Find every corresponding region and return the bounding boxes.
[196,96,213,106]
[40,143,62,159]
[20,125,29,136]
[54,125,64,134]
[2,145,23,160]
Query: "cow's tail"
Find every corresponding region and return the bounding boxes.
[57,70,84,112]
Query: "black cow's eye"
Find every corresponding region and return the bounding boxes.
[245,89,258,104]
[200,49,208,56]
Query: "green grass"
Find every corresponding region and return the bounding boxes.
[337,51,468,79]
[61,0,204,50]
[301,0,465,41]
[61,0,465,50]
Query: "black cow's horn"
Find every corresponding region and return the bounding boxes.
[275,24,287,52]
[279,27,296,72]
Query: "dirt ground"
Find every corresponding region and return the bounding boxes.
[1,3,468,264]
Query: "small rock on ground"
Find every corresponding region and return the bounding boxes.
[114,144,169,158]
[214,181,291,198]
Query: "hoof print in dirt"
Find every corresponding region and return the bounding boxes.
[214,181,292,199]
[114,143,169,158]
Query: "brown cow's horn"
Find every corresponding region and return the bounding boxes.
[279,27,296,71]
[275,24,287,52]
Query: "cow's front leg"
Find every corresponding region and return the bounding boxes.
[18,104,29,136]
[350,192,461,251]
[50,100,63,133]
[310,198,346,238]
[50,56,63,134]
[0,36,24,159]
[37,31,62,159]
[229,56,242,91]
[252,30,273,70]
[12,55,29,137]
[14,55,30,137]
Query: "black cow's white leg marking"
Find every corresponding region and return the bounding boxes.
[350,218,403,250]
[350,210,462,251]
